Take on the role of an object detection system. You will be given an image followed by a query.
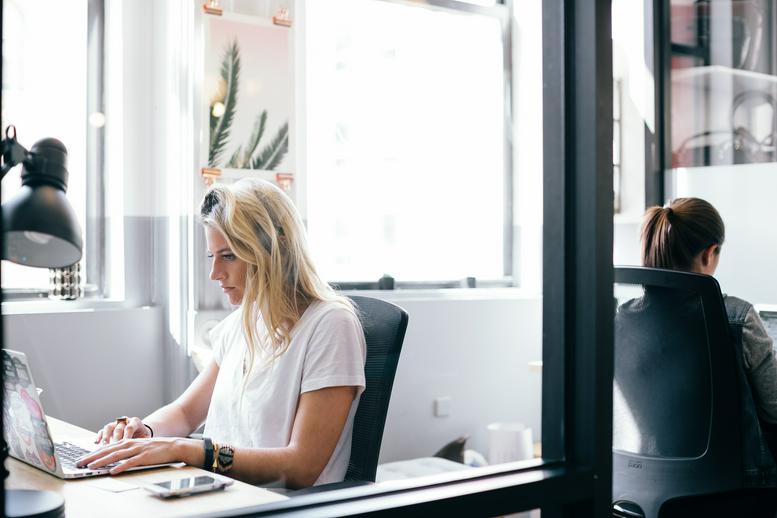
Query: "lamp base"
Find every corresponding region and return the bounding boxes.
[5,489,65,518]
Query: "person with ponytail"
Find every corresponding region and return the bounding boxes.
[77,178,366,488]
[640,197,777,429]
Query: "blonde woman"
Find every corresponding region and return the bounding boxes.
[78,179,366,488]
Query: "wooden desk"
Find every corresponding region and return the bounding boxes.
[5,417,288,517]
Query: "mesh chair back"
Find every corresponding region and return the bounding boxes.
[345,296,408,482]
[612,267,741,518]
[614,285,712,458]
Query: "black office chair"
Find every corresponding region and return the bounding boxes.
[612,266,776,518]
[290,295,408,495]
[345,295,408,482]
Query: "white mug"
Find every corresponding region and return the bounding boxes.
[487,422,534,464]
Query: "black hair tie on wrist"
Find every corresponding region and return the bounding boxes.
[143,422,154,437]
[203,437,214,471]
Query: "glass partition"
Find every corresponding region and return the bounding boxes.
[664,0,777,305]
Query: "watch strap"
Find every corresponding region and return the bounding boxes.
[202,437,214,471]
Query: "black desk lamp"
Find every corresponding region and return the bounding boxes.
[2,125,82,517]
[1,125,83,267]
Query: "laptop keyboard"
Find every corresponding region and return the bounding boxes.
[56,442,118,470]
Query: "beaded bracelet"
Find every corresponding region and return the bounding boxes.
[211,441,220,472]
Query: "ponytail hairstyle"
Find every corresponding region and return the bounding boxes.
[640,197,725,271]
[199,178,354,378]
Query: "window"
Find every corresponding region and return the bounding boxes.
[1,0,102,297]
[0,0,615,515]
[304,0,509,284]
[197,0,615,514]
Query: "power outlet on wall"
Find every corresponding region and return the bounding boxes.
[434,396,452,417]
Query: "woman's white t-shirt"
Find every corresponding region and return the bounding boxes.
[203,300,366,485]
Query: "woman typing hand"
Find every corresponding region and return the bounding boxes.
[94,416,152,444]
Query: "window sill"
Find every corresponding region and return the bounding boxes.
[339,286,542,303]
[1,298,151,316]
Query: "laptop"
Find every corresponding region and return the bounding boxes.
[2,348,175,479]
[758,306,777,342]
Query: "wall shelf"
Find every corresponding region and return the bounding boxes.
[672,65,777,97]
[670,66,777,168]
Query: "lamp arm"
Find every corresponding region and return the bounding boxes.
[0,125,29,181]
[0,160,20,180]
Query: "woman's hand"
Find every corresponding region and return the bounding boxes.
[95,417,151,445]
[76,437,203,475]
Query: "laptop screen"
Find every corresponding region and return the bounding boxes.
[760,311,777,342]
[2,349,59,474]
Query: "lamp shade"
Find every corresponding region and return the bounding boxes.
[2,138,83,268]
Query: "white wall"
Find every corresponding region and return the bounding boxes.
[366,291,543,464]
[669,163,777,305]
[3,306,166,432]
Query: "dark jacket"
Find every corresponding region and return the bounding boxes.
[725,296,777,486]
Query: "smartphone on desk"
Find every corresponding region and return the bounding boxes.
[144,475,233,498]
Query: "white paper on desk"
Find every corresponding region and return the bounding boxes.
[86,477,138,493]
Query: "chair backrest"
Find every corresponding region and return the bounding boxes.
[612,267,742,518]
[345,295,409,482]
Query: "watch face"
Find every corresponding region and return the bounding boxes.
[217,445,234,471]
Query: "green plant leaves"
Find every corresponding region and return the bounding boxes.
[227,110,268,169]
[209,40,240,167]
[208,40,290,172]
[251,122,289,171]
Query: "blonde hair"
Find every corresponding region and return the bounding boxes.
[200,178,352,376]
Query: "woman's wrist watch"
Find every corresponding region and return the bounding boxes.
[202,437,214,470]
[216,443,234,473]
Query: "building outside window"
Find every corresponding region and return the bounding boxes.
[1,0,102,297]
[304,0,510,286]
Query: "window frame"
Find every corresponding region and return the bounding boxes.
[645,0,669,207]
[305,0,515,290]
[84,0,107,298]
[0,0,614,513]
[0,0,106,301]
[193,0,615,515]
